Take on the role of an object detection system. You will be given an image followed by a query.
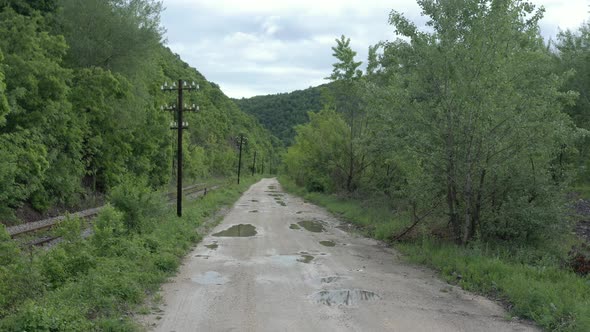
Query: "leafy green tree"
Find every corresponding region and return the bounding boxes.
[380,0,579,243]
[0,8,83,210]
[325,35,374,192]
[284,109,349,192]
[555,22,590,182]
[57,0,162,74]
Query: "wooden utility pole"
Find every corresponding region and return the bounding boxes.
[252,151,257,176]
[161,79,199,217]
[236,134,247,184]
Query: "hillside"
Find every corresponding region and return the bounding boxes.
[0,0,277,221]
[233,85,325,145]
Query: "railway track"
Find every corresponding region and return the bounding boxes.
[6,183,221,245]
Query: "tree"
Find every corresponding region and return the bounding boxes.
[325,35,374,192]
[0,8,83,210]
[57,0,163,74]
[555,22,590,182]
[380,0,579,243]
[284,109,349,192]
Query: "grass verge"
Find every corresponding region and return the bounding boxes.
[0,176,260,331]
[279,176,590,332]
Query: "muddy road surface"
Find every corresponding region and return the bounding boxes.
[145,178,536,332]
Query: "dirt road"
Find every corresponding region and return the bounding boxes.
[145,178,536,332]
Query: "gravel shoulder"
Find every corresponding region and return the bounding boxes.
[141,178,537,332]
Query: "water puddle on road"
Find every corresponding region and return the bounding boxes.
[249,210,259,213]
[191,271,228,285]
[319,240,335,247]
[270,254,315,266]
[205,243,218,250]
[297,254,314,264]
[289,224,301,230]
[213,224,257,237]
[311,289,380,306]
[298,220,325,232]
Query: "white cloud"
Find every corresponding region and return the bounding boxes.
[161,0,589,98]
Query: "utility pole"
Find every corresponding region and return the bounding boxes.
[161,79,199,217]
[252,151,257,176]
[261,156,265,174]
[236,134,247,184]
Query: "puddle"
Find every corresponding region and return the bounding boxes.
[297,254,314,263]
[270,254,314,266]
[269,193,283,197]
[204,243,218,250]
[311,289,380,306]
[319,240,335,247]
[270,255,299,266]
[191,271,228,285]
[289,224,301,230]
[296,211,304,214]
[213,224,257,237]
[194,254,209,259]
[249,210,259,213]
[268,185,276,189]
[276,200,286,206]
[321,276,344,284]
[251,199,259,202]
[298,220,325,233]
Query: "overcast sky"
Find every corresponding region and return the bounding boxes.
[161,0,589,99]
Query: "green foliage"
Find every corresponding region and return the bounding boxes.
[283,0,581,245]
[555,22,590,184]
[57,0,163,73]
[327,35,363,81]
[0,0,277,218]
[399,240,590,332]
[234,86,324,145]
[284,109,349,192]
[108,176,165,233]
[0,7,84,209]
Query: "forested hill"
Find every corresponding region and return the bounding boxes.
[233,85,325,145]
[0,0,276,221]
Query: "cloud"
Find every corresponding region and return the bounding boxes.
[161,0,589,98]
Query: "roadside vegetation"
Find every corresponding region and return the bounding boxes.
[0,176,259,330]
[272,1,590,331]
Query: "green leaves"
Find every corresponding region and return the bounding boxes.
[327,35,363,81]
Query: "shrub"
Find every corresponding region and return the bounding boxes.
[108,176,165,233]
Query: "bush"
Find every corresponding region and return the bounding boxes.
[108,176,165,233]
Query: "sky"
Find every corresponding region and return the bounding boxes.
[160,0,589,99]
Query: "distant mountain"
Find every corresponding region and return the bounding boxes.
[233,85,326,145]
